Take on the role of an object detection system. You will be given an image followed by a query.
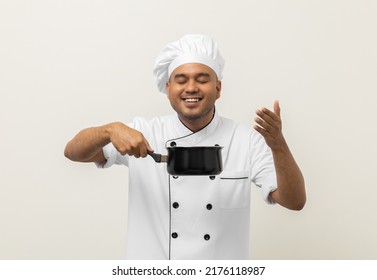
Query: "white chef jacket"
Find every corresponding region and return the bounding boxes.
[97,111,277,260]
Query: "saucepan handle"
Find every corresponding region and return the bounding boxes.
[148,152,168,163]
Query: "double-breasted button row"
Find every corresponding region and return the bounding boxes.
[171,232,211,241]
[172,202,213,210]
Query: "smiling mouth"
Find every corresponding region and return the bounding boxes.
[183,98,202,103]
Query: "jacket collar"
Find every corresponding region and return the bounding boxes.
[169,109,221,147]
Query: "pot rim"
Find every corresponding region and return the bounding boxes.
[166,146,223,150]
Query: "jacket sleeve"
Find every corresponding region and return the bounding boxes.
[95,122,134,168]
[95,142,129,168]
[249,130,278,204]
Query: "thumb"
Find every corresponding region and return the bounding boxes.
[274,100,281,117]
[145,139,154,153]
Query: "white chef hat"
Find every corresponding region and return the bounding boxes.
[153,34,225,94]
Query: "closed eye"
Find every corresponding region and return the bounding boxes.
[197,78,209,84]
[196,72,211,84]
[175,78,187,84]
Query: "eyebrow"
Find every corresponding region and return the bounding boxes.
[173,72,211,80]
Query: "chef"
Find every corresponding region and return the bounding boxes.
[64,34,306,259]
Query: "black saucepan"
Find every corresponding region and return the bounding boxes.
[148,146,223,176]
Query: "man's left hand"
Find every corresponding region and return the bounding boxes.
[253,100,286,151]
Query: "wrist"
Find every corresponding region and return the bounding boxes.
[101,123,118,143]
[271,139,290,155]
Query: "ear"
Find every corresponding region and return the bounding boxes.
[165,81,170,96]
[215,80,222,99]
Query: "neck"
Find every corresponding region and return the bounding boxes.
[178,107,215,132]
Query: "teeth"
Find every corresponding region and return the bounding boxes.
[185,98,200,102]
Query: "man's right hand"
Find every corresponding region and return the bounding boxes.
[107,122,153,158]
[64,122,153,164]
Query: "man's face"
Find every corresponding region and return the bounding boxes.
[166,63,221,130]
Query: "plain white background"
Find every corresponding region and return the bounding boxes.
[1,0,376,259]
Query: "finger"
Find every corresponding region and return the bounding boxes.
[253,124,269,137]
[145,138,154,153]
[129,146,139,158]
[138,137,154,158]
[256,109,278,127]
[254,116,273,133]
[134,145,143,158]
[116,143,130,156]
[140,142,151,158]
[257,108,279,123]
[274,100,280,117]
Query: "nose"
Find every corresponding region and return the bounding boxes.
[185,80,199,93]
